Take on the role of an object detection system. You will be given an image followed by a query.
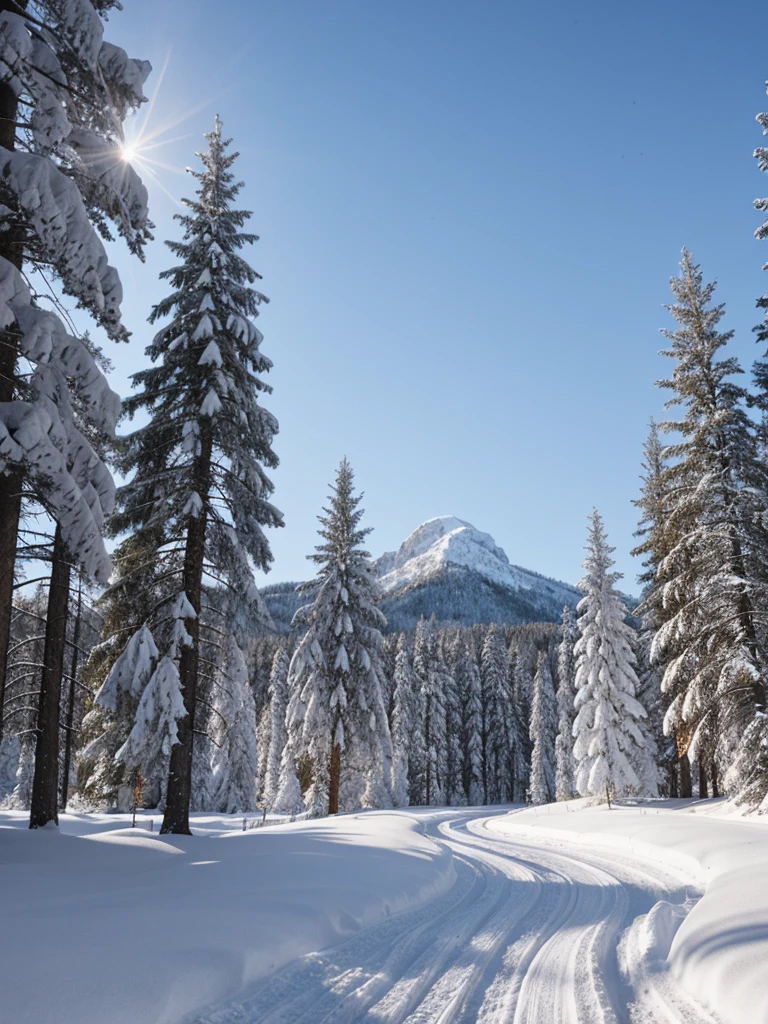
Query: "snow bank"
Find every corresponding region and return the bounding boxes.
[491,798,768,1024]
[0,809,454,1024]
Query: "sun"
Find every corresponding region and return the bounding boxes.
[120,141,138,163]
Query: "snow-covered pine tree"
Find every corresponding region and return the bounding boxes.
[508,637,534,800]
[754,80,768,382]
[554,607,577,801]
[79,623,158,808]
[210,636,258,813]
[271,739,305,816]
[77,528,167,807]
[573,510,654,800]
[631,419,680,796]
[284,459,391,817]
[443,633,466,806]
[390,634,413,807]
[652,252,768,806]
[112,118,282,834]
[456,635,483,804]
[408,618,428,805]
[113,655,186,794]
[529,651,557,804]
[262,645,290,809]
[481,625,509,804]
[735,90,768,813]
[416,622,447,806]
[0,4,152,827]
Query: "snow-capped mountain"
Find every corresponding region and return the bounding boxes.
[261,516,582,633]
[373,516,581,631]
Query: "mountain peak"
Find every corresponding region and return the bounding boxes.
[375,516,510,581]
[262,516,582,634]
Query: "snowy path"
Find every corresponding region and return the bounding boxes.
[190,810,720,1024]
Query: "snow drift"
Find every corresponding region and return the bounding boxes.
[0,810,454,1024]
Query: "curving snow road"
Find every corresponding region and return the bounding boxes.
[192,810,722,1024]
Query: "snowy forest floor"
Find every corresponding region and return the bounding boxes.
[0,801,764,1024]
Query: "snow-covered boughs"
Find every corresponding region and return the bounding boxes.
[444,635,466,807]
[481,625,509,804]
[111,118,281,833]
[0,1,151,592]
[77,623,160,806]
[0,2,152,322]
[755,79,768,251]
[416,621,447,806]
[285,459,392,817]
[554,607,576,801]
[209,636,259,813]
[573,510,655,801]
[95,625,159,715]
[649,252,768,807]
[390,635,413,807]
[271,739,305,816]
[457,636,483,805]
[529,651,556,804]
[262,645,290,809]
[115,656,185,782]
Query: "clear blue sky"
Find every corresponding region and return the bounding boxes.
[100,0,768,591]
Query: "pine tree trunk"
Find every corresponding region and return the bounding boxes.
[0,14,24,740]
[679,753,692,799]
[328,742,341,815]
[29,525,70,828]
[161,433,213,835]
[698,760,708,799]
[711,759,719,798]
[59,582,82,810]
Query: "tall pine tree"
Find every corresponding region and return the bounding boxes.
[112,119,282,833]
[632,419,681,796]
[390,634,413,807]
[652,252,768,803]
[262,645,290,809]
[573,510,653,800]
[285,459,392,816]
[481,625,508,804]
[554,606,577,801]
[0,3,152,828]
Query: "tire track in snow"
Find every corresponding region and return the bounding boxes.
[189,810,720,1024]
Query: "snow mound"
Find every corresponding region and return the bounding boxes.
[632,899,689,963]
[0,810,454,1024]
[494,799,768,1024]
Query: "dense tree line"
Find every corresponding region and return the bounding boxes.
[2,5,768,828]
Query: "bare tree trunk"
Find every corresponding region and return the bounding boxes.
[161,433,212,835]
[328,743,341,815]
[711,759,719,798]
[59,581,82,810]
[0,8,25,739]
[29,525,70,828]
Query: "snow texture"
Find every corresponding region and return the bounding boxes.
[0,809,454,1024]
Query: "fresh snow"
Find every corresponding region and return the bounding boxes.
[0,810,453,1024]
[495,798,768,1024]
[2,800,764,1024]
